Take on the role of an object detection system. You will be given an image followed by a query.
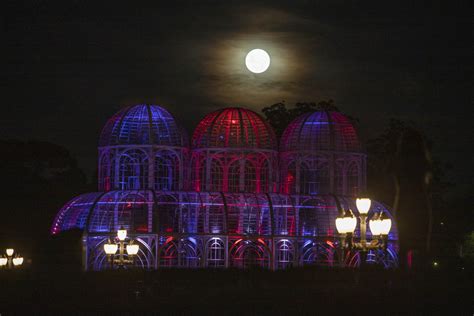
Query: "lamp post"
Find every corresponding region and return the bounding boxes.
[103,227,140,269]
[335,198,392,267]
[0,248,24,269]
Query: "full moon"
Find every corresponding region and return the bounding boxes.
[245,49,270,73]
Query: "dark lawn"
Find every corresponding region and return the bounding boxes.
[0,266,471,315]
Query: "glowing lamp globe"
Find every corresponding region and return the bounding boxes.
[335,210,357,234]
[245,49,270,73]
[379,213,392,235]
[0,258,7,266]
[13,257,23,266]
[104,243,118,255]
[369,214,381,235]
[369,212,392,236]
[117,228,127,241]
[126,244,139,256]
[6,249,14,257]
[356,198,371,215]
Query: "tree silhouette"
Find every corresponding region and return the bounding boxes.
[366,119,455,266]
[0,140,88,263]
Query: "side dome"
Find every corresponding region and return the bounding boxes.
[192,107,277,150]
[281,111,361,152]
[99,104,188,147]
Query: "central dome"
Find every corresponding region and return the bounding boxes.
[192,107,277,150]
[281,111,361,152]
[99,104,188,147]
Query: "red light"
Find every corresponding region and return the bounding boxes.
[327,228,334,236]
[136,225,148,233]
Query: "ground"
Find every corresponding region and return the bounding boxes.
[0,266,471,314]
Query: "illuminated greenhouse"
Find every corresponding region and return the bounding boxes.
[51,104,399,270]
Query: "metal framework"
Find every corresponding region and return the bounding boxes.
[52,190,398,270]
[51,105,399,270]
[98,105,188,191]
[280,111,366,195]
[190,108,278,193]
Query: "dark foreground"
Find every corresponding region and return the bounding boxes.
[0,266,471,315]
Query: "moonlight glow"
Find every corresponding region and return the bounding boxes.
[245,49,270,73]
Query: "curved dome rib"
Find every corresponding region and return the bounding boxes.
[99,104,188,147]
[192,107,277,150]
[281,111,361,152]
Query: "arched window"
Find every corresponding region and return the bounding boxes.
[300,161,330,194]
[231,242,269,269]
[227,160,240,192]
[347,162,359,196]
[299,162,317,194]
[210,159,224,191]
[207,238,225,267]
[300,240,317,265]
[159,241,178,267]
[99,151,114,191]
[154,152,180,191]
[179,239,201,267]
[118,150,148,190]
[276,240,293,269]
[244,161,256,192]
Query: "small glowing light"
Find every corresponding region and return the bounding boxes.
[12,257,23,266]
[104,243,118,255]
[433,261,438,267]
[0,258,7,266]
[6,249,14,257]
[126,244,139,256]
[117,228,127,241]
[245,49,270,73]
[356,198,371,215]
[335,209,357,234]
[369,212,392,236]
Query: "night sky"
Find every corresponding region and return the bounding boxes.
[3,1,471,197]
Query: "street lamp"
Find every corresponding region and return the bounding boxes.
[103,227,140,268]
[0,248,24,269]
[335,198,392,266]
